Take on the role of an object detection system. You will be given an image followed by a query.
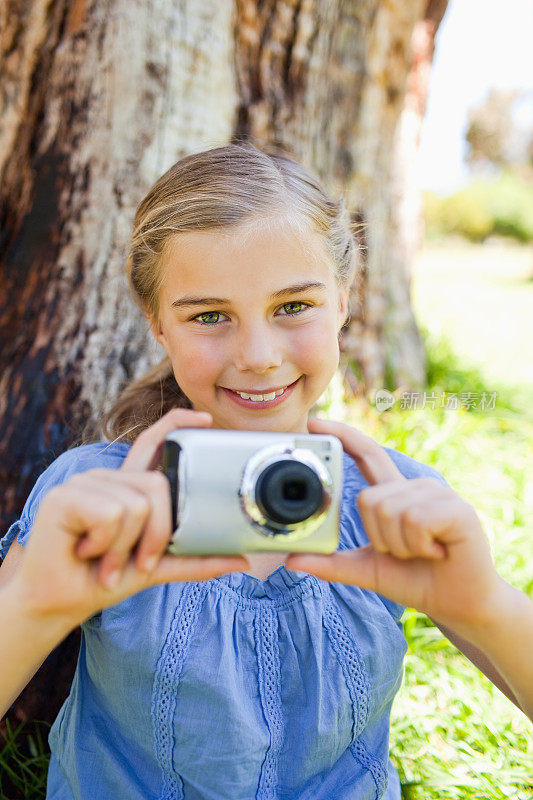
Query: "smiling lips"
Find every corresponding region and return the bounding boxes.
[220,377,301,409]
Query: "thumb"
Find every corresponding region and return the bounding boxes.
[144,553,250,586]
[285,547,412,602]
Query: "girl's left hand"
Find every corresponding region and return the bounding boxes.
[285,418,501,633]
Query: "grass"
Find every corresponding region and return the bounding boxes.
[319,334,533,799]
[316,238,533,799]
[0,720,50,799]
[2,242,532,798]
[384,337,533,798]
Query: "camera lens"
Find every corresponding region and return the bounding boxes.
[255,461,323,524]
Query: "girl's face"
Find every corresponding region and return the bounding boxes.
[149,217,349,433]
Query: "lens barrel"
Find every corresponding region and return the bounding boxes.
[254,461,323,524]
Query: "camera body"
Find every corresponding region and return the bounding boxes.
[161,428,344,555]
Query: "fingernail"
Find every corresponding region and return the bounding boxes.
[141,555,158,573]
[105,569,121,589]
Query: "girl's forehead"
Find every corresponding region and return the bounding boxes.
[161,216,333,282]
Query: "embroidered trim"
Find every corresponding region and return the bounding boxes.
[351,740,389,799]
[315,579,388,800]
[254,604,284,800]
[152,582,209,800]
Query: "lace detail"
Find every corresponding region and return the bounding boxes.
[254,604,284,800]
[315,578,388,799]
[152,582,209,800]
[351,740,389,799]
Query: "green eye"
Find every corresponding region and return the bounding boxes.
[194,312,225,325]
[279,302,309,315]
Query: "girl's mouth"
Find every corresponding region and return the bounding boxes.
[220,377,301,410]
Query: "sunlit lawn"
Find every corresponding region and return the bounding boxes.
[1,241,532,799]
[340,373,533,800]
[412,238,533,390]
[318,239,533,799]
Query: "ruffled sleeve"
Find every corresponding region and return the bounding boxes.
[0,442,130,561]
[339,447,450,622]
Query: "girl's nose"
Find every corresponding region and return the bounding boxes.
[232,324,283,374]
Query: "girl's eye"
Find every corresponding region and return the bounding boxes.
[277,301,310,316]
[193,311,227,325]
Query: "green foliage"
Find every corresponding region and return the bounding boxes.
[335,327,533,799]
[0,719,50,799]
[424,172,533,243]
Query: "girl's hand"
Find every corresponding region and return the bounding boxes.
[15,409,249,629]
[285,418,501,633]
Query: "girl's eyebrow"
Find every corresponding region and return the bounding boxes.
[170,281,327,309]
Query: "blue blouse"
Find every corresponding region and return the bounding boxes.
[1,440,447,800]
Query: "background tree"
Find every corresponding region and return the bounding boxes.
[0,0,447,729]
[465,87,533,177]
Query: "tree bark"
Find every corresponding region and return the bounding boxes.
[0,0,447,727]
[385,0,449,389]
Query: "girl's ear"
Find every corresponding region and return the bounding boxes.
[146,313,169,353]
[337,286,350,329]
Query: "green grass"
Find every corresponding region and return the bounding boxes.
[318,323,533,800]
[0,719,51,799]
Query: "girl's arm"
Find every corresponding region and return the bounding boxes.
[429,581,533,720]
[430,617,521,710]
[0,572,76,719]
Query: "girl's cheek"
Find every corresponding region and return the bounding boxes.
[179,337,224,378]
[291,335,316,367]
[291,324,338,366]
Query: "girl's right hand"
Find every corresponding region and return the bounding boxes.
[14,409,249,629]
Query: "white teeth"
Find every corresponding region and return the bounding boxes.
[235,386,287,402]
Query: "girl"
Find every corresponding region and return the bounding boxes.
[1,143,531,800]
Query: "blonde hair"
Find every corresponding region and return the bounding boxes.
[88,142,359,445]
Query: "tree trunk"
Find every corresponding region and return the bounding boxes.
[385,0,449,390]
[0,0,447,727]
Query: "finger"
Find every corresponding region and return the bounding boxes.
[380,486,446,559]
[145,554,251,585]
[405,496,474,547]
[358,480,445,559]
[45,483,133,558]
[132,471,173,572]
[73,477,147,558]
[73,475,169,587]
[402,506,447,559]
[307,417,404,486]
[357,481,412,554]
[112,553,251,595]
[73,470,173,573]
[70,481,149,588]
[285,547,389,593]
[121,408,213,472]
[285,546,442,614]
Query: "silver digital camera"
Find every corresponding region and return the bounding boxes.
[161,428,344,555]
